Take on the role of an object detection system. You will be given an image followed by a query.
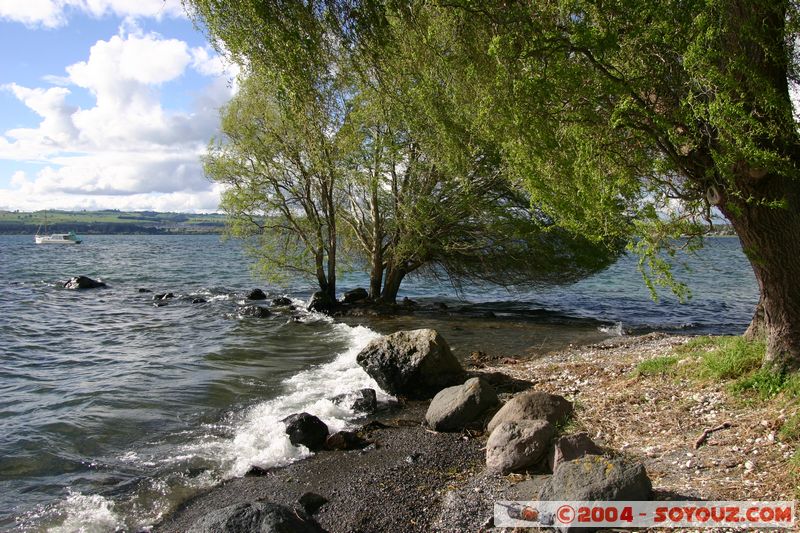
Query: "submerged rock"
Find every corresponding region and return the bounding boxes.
[539,454,652,504]
[137,288,151,293]
[190,501,326,533]
[192,298,207,304]
[63,276,107,290]
[342,287,369,304]
[485,419,553,474]
[356,329,465,399]
[153,292,174,300]
[239,305,271,318]
[307,291,336,314]
[282,412,329,452]
[486,391,573,434]
[245,288,267,300]
[271,296,293,306]
[425,377,498,431]
[331,388,377,413]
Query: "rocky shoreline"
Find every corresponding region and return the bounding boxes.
[153,331,675,533]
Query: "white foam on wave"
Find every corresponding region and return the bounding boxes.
[179,319,388,478]
[47,490,122,533]
[598,321,625,336]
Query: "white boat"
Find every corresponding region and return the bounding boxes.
[34,212,82,244]
[35,231,82,244]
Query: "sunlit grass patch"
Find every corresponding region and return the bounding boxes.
[634,355,679,377]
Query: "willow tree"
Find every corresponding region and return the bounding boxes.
[187,0,624,307]
[321,0,799,373]
[205,74,343,299]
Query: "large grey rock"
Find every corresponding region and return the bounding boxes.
[486,419,553,474]
[425,377,498,431]
[189,501,326,533]
[549,432,604,472]
[486,391,573,434]
[539,455,652,502]
[282,413,328,452]
[356,329,465,399]
[63,276,106,289]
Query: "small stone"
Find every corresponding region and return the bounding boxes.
[744,460,755,471]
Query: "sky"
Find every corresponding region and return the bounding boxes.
[0,0,239,213]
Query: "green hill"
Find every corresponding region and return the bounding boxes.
[0,210,227,235]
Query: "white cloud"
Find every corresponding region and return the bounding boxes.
[0,25,237,212]
[0,0,184,28]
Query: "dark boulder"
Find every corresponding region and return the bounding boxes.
[240,305,271,318]
[282,413,328,452]
[342,288,369,304]
[549,432,604,472]
[486,391,573,434]
[485,419,553,474]
[246,288,267,300]
[63,276,107,290]
[331,388,377,413]
[307,291,336,314]
[137,288,151,293]
[539,455,652,508]
[425,377,498,431]
[298,493,328,515]
[324,430,370,451]
[190,501,326,533]
[271,296,293,306]
[356,329,465,399]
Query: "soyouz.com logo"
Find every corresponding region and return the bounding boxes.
[494,500,795,528]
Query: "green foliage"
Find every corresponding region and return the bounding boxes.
[781,413,800,442]
[634,356,679,377]
[697,337,764,381]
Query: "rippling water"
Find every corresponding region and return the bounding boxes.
[0,235,758,531]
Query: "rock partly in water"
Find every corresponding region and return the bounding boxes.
[298,492,328,515]
[245,288,267,300]
[356,329,465,400]
[189,501,326,533]
[271,296,293,306]
[342,288,369,304]
[239,305,271,318]
[324,431,370,451]
[192,298,208,304]
[282,413,329,452]
[425,377,498,431]
[307,291,336,314]
[331,388,377,414]
[486,391,573,434]
[63,276,107,290]
[154,292,175,300]
[539,454,652,503]
[485,419,553,474]
[548,432,604,472]
[138,288,151,293]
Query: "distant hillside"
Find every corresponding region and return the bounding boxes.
[0,210,227,235]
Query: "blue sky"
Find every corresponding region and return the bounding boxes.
[0,1,237,212]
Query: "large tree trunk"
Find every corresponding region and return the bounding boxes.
[744,294,766,341]
[379,266,406,304]
[721,174,800,374]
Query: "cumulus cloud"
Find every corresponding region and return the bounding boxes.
[0,24,237,212]
[0,0,184,28]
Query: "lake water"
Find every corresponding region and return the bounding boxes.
[0,235,758,531]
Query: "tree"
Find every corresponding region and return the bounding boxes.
[320,0,800,373]
[205,73,342,300]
